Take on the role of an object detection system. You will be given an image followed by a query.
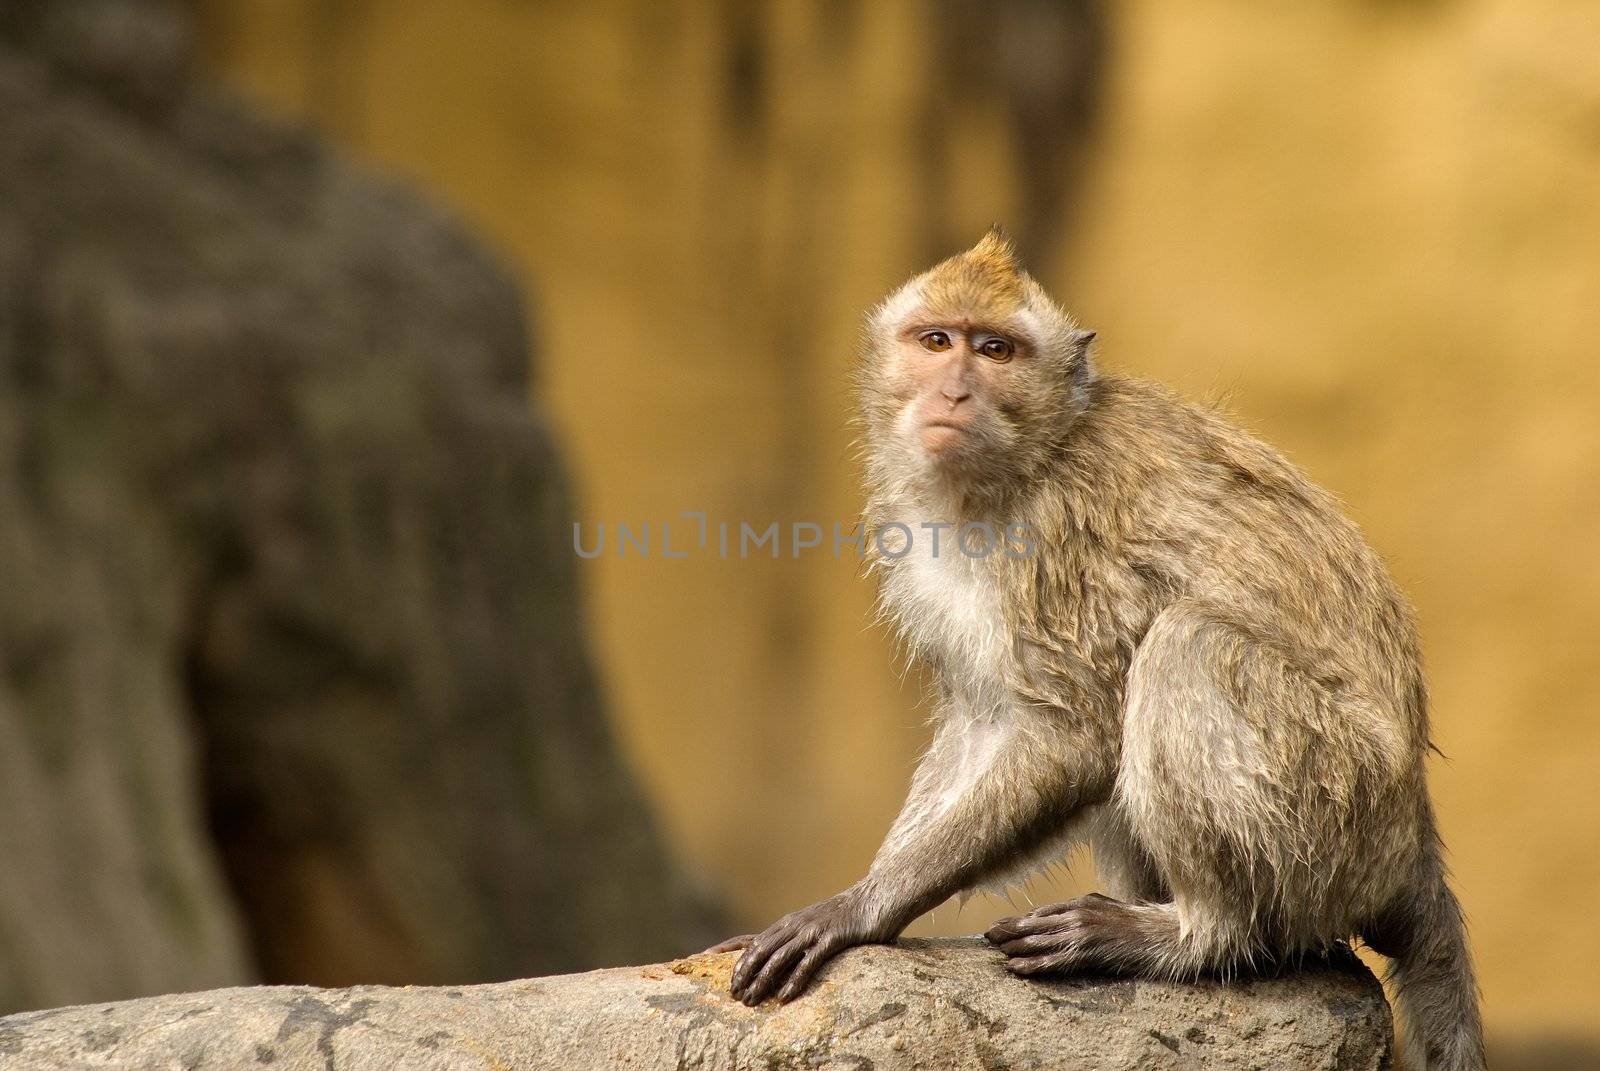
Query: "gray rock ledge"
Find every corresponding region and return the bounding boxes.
[0,937,1391,1070]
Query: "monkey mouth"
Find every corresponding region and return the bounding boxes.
[919,420,974,454]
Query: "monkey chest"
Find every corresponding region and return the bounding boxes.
[882,546,1015,713]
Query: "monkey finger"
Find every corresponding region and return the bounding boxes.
[740,934,810,1006]
[730,923,796,994]
[986,915,1049,943]
[775,938,844,1004]
[732,922,787,992]
[985,920,1019,944]
[1027,900,1076,917]
[998,933,1071,958]
[1004,953,1073,977]
[701,934,755,955]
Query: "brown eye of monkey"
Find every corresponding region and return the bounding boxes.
[980,337,1013,361]
[920,331,952,352]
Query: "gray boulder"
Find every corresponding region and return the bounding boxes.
[0,939,1393,1070]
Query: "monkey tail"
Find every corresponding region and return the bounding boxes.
[1366,863,1485,1071]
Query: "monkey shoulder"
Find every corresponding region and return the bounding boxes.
[1067,377,1413,654]
[1071,377,1365,554]
[1081,378,1311,494]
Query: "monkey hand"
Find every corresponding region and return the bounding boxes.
[725,892,879,1006]
[984,892,1132,976]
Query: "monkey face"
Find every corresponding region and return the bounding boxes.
[858,229,1096,492]
[887,320,1034,467]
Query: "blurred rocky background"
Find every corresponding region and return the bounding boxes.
[0,0,717,1014]
[1,1,1596,1068]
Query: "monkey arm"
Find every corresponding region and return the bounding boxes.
[724,711,1102,1005]
[857,712,1097,932]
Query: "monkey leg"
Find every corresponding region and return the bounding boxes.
[992,600,1414,979]
[985,893,1221,977]
[1086,806,1169,904]
[1124,601,1412,963]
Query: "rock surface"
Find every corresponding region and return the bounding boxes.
[0,939,1392,1070]
[0,0,715,1012]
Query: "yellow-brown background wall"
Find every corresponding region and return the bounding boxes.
[194,0,1600,1048]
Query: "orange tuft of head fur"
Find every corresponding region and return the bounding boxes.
[867,227,1087,362]
[916,227,1028,323]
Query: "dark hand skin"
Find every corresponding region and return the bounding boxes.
[709,891,1138,1004]
[983,892,1131,975]
[705,891,888,1005]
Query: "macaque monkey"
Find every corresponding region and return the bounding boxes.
[707,229,1482,1071]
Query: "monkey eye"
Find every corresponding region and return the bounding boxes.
[979,337,1014,361]
[919,330,952,352]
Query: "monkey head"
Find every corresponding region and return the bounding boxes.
[858,228,1096,496]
